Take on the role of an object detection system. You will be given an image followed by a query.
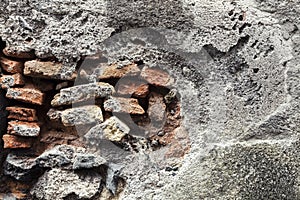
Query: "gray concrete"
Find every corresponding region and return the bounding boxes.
[1,0,300,199]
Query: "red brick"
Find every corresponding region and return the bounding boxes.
[0,73,25,89]
[0,57,23,73]
[3,134,32,149]
[6,88,45,105]
[6,106,37,121]
[7,121,40,137]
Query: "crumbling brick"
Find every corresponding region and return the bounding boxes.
[0,57,23,73]
[141,67,174,87]
[98,63,140,79]
[6,88,45,105]
[7,121,40,137]
[116,78,149,98]
[3,47,35,59]
[3,134,32,149]
[6,106,37,121]
[104,97,145,114]
[0,73,25,89]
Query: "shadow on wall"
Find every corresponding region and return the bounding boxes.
[107,0,194,32]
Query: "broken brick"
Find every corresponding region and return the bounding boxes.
[104,97,145,115]
[116,78,149,98]
[51,82,115,107]
[24,60,75,80]
[6,88,45,105]
[3,134,32,149]
[3,47,35,59]
[6,106,37,121]
[0,73,25,89]
[98,63,140,79]
[0,57,24,73]
[8,121,40,137]
[148,93,166,124]
[140,67,174,87]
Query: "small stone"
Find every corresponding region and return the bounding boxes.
[3,134,32,149]
[55,81,69,90]
[6,106,37,121]
[104,97,145,114]
[148,93,167,124]
[0,73,25,89]
[6,88,45,105]
[0,57,23,73]
[164,88,178,104]
[98,63,140,79]
[4,154,41,181]
[60,105,103,126]
[73,153,106,169]
[7,121,40,137]
[116,78,149,98]
[31,168,102,200]
[85,116,130,142]
[3,47,35,59]
[106,163,123,195]
[24,60,74,80]
[47,108,61,121]
[141,67,174,87]
[51,82,115,107]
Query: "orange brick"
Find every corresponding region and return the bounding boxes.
[104,97,145,114]
[141,67,174,87]
[3,134,32,149]
[6,88,45,105]
[0,73,25,89]
[6,106,37,121]
[0,57,23,73]
[98,63,140,79]
[117,78,149,98]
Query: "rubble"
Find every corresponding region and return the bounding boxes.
[51,82,115,106]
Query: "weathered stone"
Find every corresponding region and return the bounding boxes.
[51,82,115,107]
[104,97,145,114]
[7,121,40,137]
[0,57,23,73]
[3,47,35,59]
[36,145,75,169]
[148,93,166,124]
[85,116,130,142]
[0,73,25,89]
[46,108,61,121]
[164,88,178,104]
[6,106,38,121]
[31,168,102,200]
[24,60,75,80]
[55,81,69,90]
[3,134,32,149]
[98,63,140,79]
[106,163,123,195]
[140,67,174,87]
[73,153,106,169]
[116,78,149,98]
[60,105,103,126]
[4,154,41,181]
[6,88,45,105]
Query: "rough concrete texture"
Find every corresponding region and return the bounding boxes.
[0,0,300,199]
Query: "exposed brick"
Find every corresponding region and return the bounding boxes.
[8,121,40,137]
[104,97,145,114]
[51,82,115,107]
[148,93,166,124]
[60,105,104,126]
[24,60,75,80]
[3,47,35,59]
[0,73,25,89]
[6,88,45,105]
[116,78,149,98]
[3,134,32,149]
[141,67,174,87]
[0,57,23,73]
[6,106,37,121]
[98,63,140,79]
